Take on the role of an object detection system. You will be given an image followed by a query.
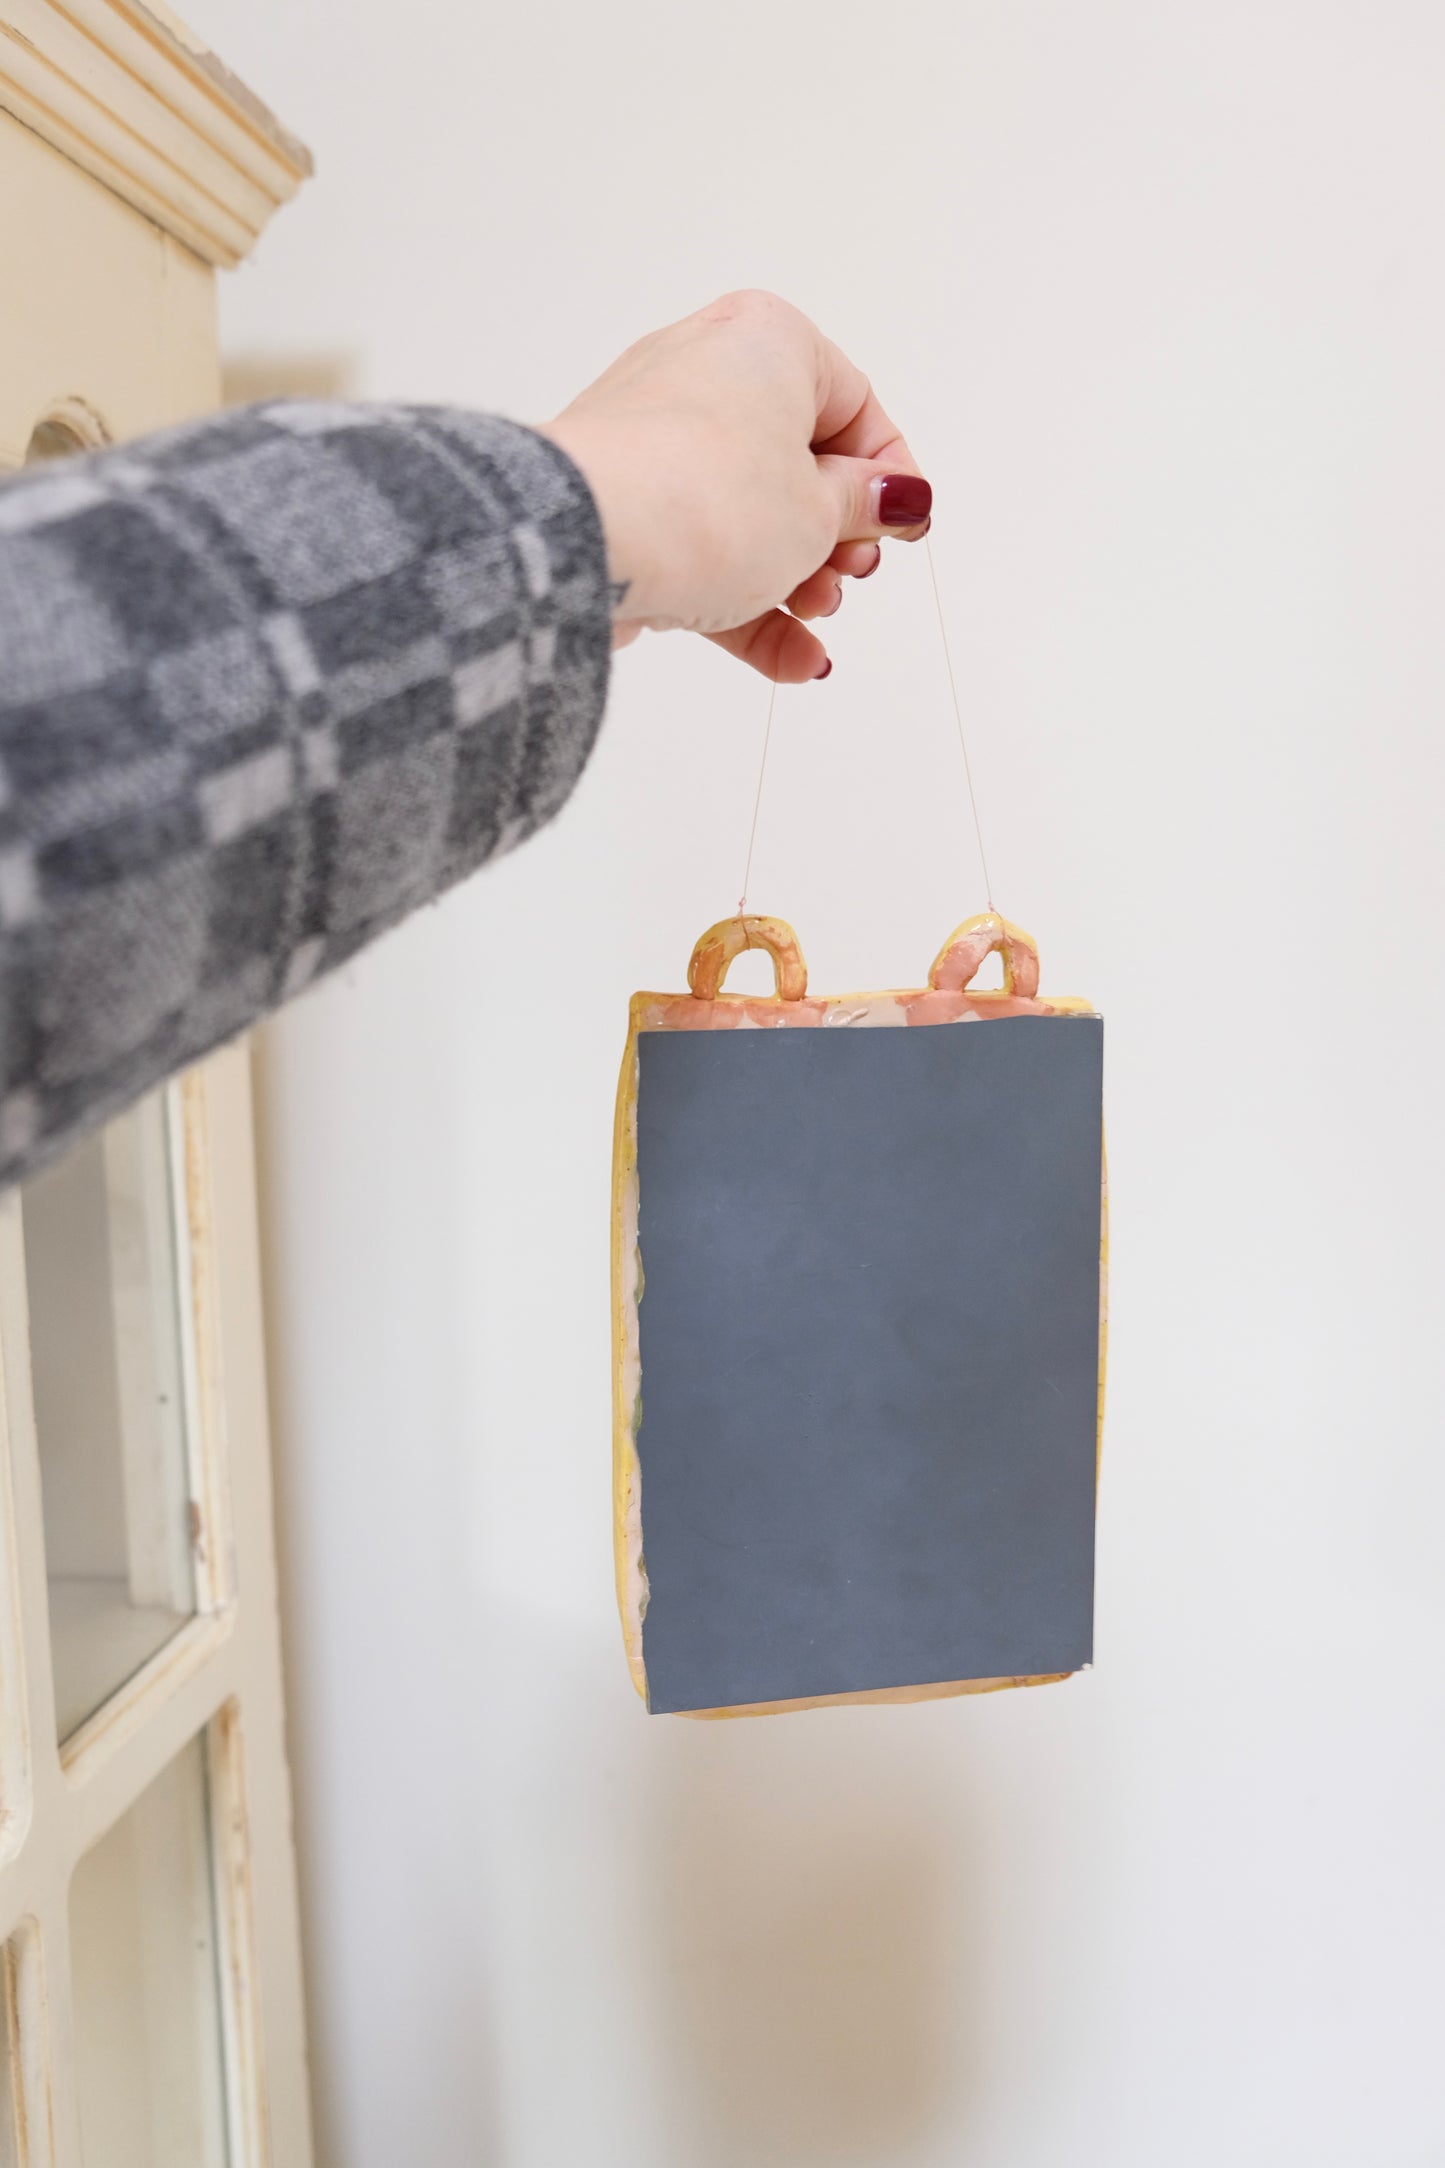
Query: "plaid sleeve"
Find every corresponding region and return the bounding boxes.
[0,401,612,1189]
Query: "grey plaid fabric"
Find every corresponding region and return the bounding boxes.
[0,401,611,1189]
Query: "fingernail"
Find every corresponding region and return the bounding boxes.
[823,581,844,617]
[857,546,882,579]
[875,474,933,528]
[813,658,833,680]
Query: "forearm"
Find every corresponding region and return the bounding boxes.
[0,400,612,1189]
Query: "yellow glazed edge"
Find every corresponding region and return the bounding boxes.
[610,981,1109,1719]
[611,1022,649,1701]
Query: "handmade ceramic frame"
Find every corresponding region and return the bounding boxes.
[611,911,1108,1719]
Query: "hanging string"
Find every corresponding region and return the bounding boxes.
[923,531,995,912]
[733,531,997,917]
[736,671,778,917]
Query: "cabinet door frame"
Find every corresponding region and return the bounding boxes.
[0,25,314,2151]
[0,1047,312,2168]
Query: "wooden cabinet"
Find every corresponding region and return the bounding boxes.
[0,8,314,2162]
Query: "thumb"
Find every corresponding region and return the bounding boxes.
[815,454,933,545]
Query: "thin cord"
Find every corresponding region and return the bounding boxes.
[924,532,995,911]
[733,537,996,919]
[737,672,778,916]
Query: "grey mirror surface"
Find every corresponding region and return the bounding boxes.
[633,1014,1103,1714]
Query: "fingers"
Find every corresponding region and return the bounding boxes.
[814,327,927,513]
[785,532,892,619]
[707,609,831,684]
[621,537,877,666]
[829,540,881,580]
[784,566,845,622]
[808,327,917,466]
[688,291,932,549]
[815,454,933,545]
[803,315,933,546]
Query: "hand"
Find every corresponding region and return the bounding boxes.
[538,289,931,684]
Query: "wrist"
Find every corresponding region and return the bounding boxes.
[537,413,640,619]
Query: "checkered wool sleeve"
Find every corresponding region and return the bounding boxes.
[0,401,612,1189]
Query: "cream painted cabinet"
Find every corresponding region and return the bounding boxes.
[0,9,314,2162]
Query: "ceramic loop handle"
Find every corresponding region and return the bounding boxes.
[688,916,809,1002]
[928,911,1040,998]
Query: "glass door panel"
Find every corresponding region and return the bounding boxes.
[22,1089,198,1739]
[70,1731,230,2168]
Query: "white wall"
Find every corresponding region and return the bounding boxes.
[196,5,1445,2163]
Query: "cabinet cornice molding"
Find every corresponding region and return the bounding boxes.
[0,0,311,267]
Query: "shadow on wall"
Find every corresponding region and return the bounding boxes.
[639,1714,974,2168]
[252,971,508,2168]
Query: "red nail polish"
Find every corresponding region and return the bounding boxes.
[877,475,933,528]
[858,546,882,579]
[813,658,833,680]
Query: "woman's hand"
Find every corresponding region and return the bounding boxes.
[539,290,931,684]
